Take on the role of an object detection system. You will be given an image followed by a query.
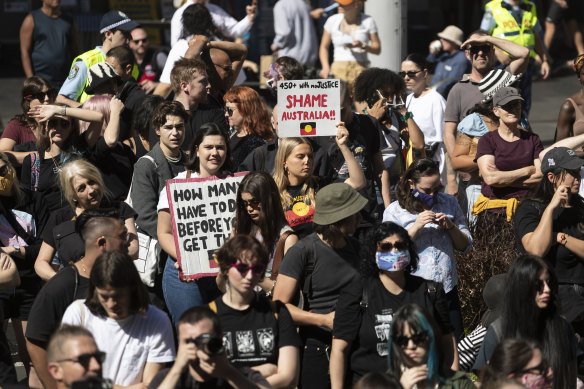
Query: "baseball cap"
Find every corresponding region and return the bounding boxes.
[99,10,139,34]
[492,87,524,107]
[437,25,463,46]
[85,62,122,94]
[540,147,584,174]
[313,183,368,225]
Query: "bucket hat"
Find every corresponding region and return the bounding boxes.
[313,183,368,225]
[437,25,464,46]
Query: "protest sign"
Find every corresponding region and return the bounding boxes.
[166,172,247,281]
[277,79,341,137]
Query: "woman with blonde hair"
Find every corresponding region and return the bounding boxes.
[34,159,138,280]
[273,128,366,238]
[224,86,273,169]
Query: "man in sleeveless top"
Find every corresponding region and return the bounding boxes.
[19,0,78,88]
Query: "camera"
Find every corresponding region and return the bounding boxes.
[188,333,224,356]
[71,377,113,389]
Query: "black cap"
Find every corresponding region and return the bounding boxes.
[85,62,121,95]
[99,10,139,34]
[541,147,584,174]
[492,86,524,107]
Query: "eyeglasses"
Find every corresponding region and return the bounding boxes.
[241,199,261,209]
[225,107,236,117]
[25,89,57,102]
[48,118,72,128]
[57,351,106,369]
[377,241,408,252]
[536,278,550,293]
[520,361,548,377]
[214,62,232,73]
[132,37,148,45]
[231,262,266,276]
[394,332,428,348]
[469,45,492,55]
[399,70,423,78]
[0,165,10,177]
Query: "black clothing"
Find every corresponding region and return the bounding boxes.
[89,137,136,201]
[229,134,266,171]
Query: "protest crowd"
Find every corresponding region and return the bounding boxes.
[2,0,584,388]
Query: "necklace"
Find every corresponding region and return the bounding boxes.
[46,149,62,173]
[77,256,87,274]
[165,151,182,164]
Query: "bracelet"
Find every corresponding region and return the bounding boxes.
[400,111,413,122]
[60,106,66,116]
[265,280,276,298]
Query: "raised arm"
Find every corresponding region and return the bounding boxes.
[103,97,124,148]
[336,123,366,190]
[319,31,332,79]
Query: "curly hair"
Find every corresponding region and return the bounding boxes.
[223,86,274,141]
[353,68,405,103]
[214,235,269,277]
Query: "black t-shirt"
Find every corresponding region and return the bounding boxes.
[181,108,230,151]
[215,294,300,367]
[229,134,266,171]
[514,199,584,284]
[25,266,89,344]
[283,178,331,239]
[279,233,361,314]
[333,274,452,380]
[89,137,136,201]
[148,368,231,389]
[42,202,136,265]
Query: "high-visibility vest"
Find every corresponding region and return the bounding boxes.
[485,0,538,58]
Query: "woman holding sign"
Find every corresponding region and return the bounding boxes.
[157,123,233,324]
[273,124,366,238]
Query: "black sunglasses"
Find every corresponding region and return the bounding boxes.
[132,37,148,45]
[399,70,423,78]
[377,241,408,252]
[394,332,428,348]
[469,45,492,55]
[240,199,261,209]
[520,361,548,376]
[231,262,266,276]
[25,89,57,102]
[57,351,106,369]
[48,118,72,128]
[0,165,10,177]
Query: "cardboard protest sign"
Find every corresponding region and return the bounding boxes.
[277,79,341,137]
[166,172,248,281]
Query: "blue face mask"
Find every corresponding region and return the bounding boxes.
[376,250,411,272]
[411,189,435,208]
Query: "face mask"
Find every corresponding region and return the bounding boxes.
[411,189,435,208]
[0,169,15,196]
[520,373,549,389]
[376,250,411,272]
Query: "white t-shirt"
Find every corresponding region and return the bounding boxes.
[61,301,175,386]
[324,13,377,63]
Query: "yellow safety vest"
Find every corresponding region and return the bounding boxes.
[70,48,140,104]
[485,0,538,59]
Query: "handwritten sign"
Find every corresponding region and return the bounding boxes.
[166,173,247,281]
[277,79,341,137]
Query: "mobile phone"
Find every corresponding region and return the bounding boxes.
[366,90,386,109]
[115,81,132,103]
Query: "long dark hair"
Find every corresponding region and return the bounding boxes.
[396,158,440,214]
[502,254,576,389]
[480,338,544,387]
[85,251,150,318]
[526,167,584,210]
[185,123,233,173]
[181,3,220,39]
[360,222,419,277]
[16,76,54,127]
[234,172,288,255]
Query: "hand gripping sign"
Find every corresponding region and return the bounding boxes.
[166,172,248,281]
[277,79,341,137]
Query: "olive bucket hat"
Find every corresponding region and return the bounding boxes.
[313,183,368,225]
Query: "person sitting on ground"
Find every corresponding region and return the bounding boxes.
[148,306,270,389]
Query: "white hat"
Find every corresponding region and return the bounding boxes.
[437,25,464,46]
[478,69,522,102]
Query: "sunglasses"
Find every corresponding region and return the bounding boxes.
[231,262,266,276]
[394,332,428,348]
[0,165,10,177]
[225,107,236,117]
[499,100,522,111]
[469,45,492,55]
[132,37,148,45]
[25,89,57,102]
[399,70,423,78]
[536,278,550,293]
[520,361,548,377]
[57,351,106,369]
[378,241,408,252]
[48,118,72,128]
[241,199,261,209]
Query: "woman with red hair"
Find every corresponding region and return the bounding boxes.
[224,86,274,170]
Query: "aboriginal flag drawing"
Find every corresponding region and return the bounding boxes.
[300,122,316,136]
